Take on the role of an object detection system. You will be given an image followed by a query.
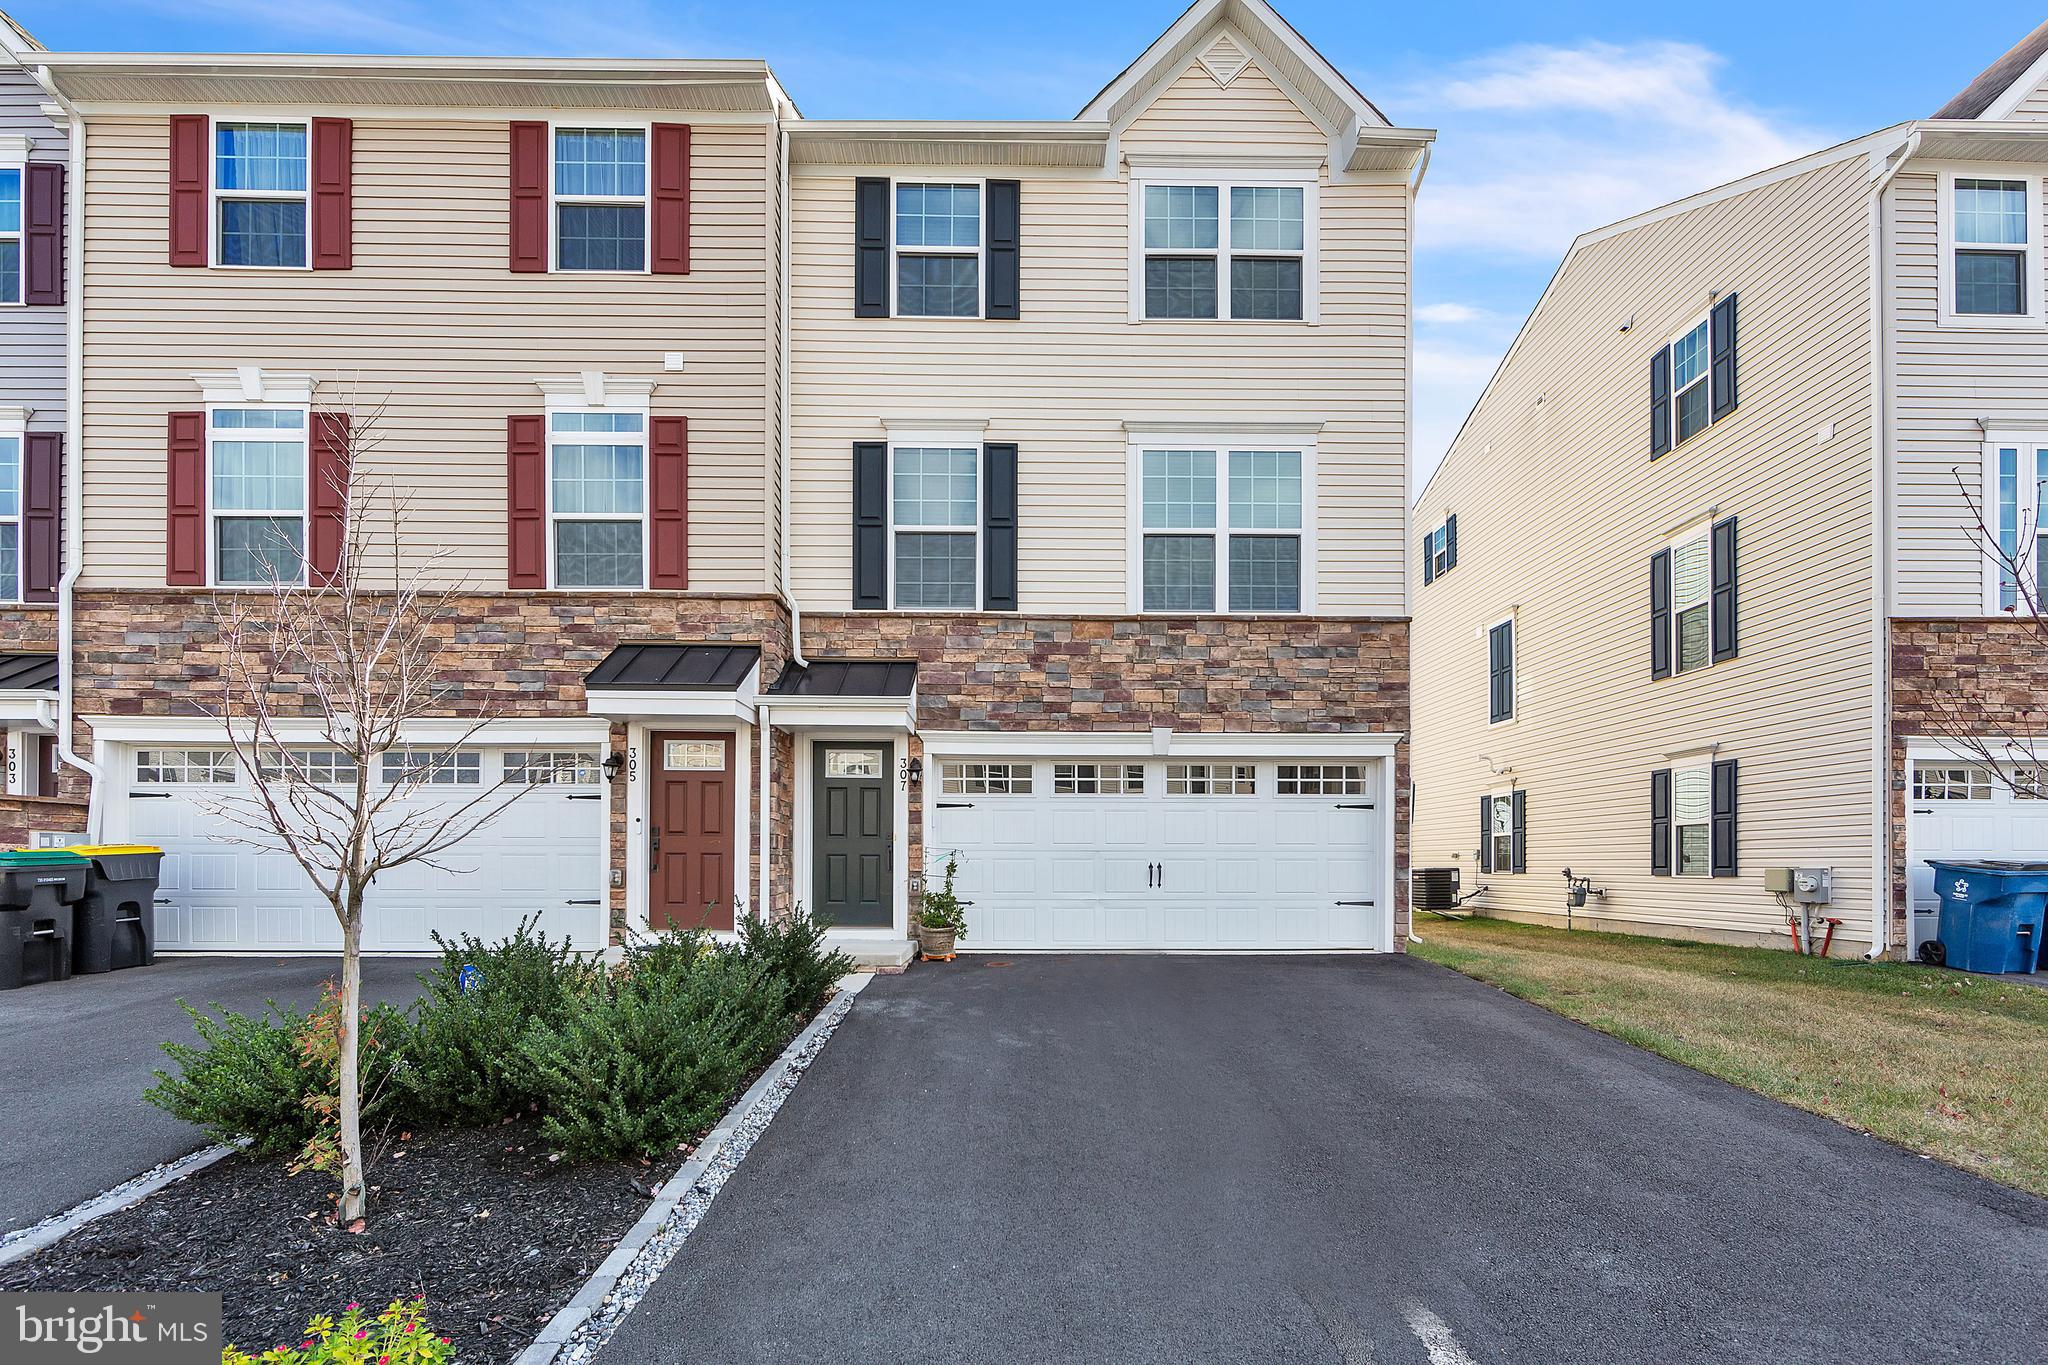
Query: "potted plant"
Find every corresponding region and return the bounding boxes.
[917,855,968,961]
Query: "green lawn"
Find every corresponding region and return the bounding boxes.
[1410,915,2048,1199]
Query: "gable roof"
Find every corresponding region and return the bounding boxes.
[1932,19,2048,119]
[1078,0,1389,133]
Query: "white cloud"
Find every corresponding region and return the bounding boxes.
[1415,301,1489,325]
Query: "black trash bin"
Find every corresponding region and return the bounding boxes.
[0,850,89,990]
[63,845,164,974]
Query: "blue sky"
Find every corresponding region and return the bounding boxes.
[9,2,2040,477]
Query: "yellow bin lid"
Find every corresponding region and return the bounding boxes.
[60,844,164,856]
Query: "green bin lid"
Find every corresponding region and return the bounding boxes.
[0,849,91,866]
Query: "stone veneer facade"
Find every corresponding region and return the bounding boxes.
[1888,617,2048,951]
[800,613,1413,945]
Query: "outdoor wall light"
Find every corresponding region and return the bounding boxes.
[602,752,626,783]
[905,756,924,786]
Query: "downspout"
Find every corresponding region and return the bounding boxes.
[1864,128,1919,960]
[42,72,103,837]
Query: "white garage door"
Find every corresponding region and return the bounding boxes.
[1908,758,2048,950]
[120,744,609,953]
[928,756,1385,951]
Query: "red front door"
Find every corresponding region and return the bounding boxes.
[651,732,736,932]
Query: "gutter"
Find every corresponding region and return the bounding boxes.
[1863,129,1919,959]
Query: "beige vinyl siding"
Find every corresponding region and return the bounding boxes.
[78,116,773,590]
[2010,77,2048,120]
[765,120,785,589]
[1120,60,1329,158]
[1411,155,1882,953]
[786,62,1408,616]
[0,73,67,424]
[1887,169,2048,615]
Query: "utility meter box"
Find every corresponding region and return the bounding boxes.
[1767,867,1833,903]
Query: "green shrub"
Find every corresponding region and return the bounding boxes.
[145,996,411,1159]
[737,907,854,1016]
[223,1297,452,1365]
[402,919,604,1123]
[512,948,795,1160]
[619,926,717,989]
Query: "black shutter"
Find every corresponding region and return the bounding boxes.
[1445,513,1459,569]
[1711,758,1739,878]
[1710,293,1739,422]
[854,177,889,318]
[982,442,1018,610]
[1711,515,1738,664]
[1478,794,1494,873]
[1649,548,1672,680]
[1509,788,1527,874]
[852,441,888,608]
[1488,621,1514,723]
[1420,534,1435,585]
[1649,346,1671,459]
[985,179,1020,320]
[1650,769,1673,876]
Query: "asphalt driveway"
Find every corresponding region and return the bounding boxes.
[600,954,2048,1365]
[0,955,425,1234]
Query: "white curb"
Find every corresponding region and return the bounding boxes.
[512,972,874,1365]
[0,1144,236,1268]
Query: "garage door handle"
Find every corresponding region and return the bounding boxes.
[565,794,603,801]
[1335,900,1376,907]
[564,898,601,906]
[1913,808,1933,815]
[1335,803,1376,810]
[132,792,171,799]
[937,801,974,809]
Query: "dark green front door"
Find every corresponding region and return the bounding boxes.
[813,742,893,927]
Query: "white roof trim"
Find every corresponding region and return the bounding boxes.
[584,690,758,725]
[0,692,56,724]
[84,715,610,745]
[767,698,917,733]
[919,729,1401,758]
[1982,46,2048,121]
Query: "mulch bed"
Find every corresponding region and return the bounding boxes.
[0,1119,656,1364]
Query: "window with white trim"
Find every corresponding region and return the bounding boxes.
[1672,763,1711,876]
[1053,763,1145,795]
[2014,766,2048,800]
[0,160,19,303]
[1277,764,1367,796]
[1670,527,1712,670]
[0,427,17,602]
[257,749,359,785]
[1137,445,1306,613]
[1668,314,1712,446]
[214,121,309,269]
[894,182,980,317]
[550,409,646,589]
[1139,178,1310,320]
[940,761,1031,795]
[210,407,308,586]
[1165,763,1255,796]
[891,444,978,609]
[1912,764,1992,801]
[380,749,482,785]
[136,749,235,784]
[1487,790,1514,872]
[1989,436,2048,612]
[504,750,603,785]
[1949,175,2033,318]
[553,127,647,272]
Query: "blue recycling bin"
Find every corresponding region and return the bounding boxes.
[1926,860,2048,975]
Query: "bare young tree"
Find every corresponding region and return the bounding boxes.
[1932,465,2048,792]
[196,396,530,1223]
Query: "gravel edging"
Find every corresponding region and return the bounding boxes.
[514,973,874,1365]
[0,1144,236,1269]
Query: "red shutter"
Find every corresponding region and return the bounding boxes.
[24,163,63,306]
[650,123,691,275]
[508,121,548,273]
[310,118,353,271]
[650,416,688,588]
[166,412,206,585]
[168,115,209,268]
[20,433,60,602]
[309,412,350,585]
[508,414,547,587]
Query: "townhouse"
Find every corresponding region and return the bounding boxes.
[1411,21,2048,960]
[7,0,1426,962]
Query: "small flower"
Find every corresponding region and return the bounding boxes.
[347,1303,359,1311]
[355,1330,369,1340]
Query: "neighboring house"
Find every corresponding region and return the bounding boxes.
[1410,21,2048,960]
[19,0,1425,962]
[0,15,80,846]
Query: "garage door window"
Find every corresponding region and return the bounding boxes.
[1053,763,1144,795]
[1913,764,1992,801]
[136,749,235,784]
[256,749,358,785]
[1277,763,1367,795]
[381,750,482,785]
[941,761,1031,794]
[504,750,603,784]
[1166,763,1255,795]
